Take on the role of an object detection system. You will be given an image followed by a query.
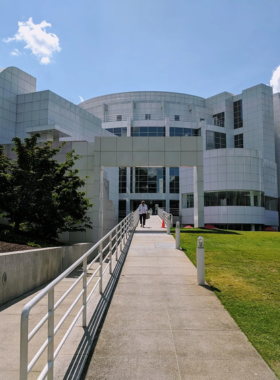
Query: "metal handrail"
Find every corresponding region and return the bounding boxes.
[157,207,173,233]
[20,210,139,380]
[160,207,180,216]
[103,113,216,125]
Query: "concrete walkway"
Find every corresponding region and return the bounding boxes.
[0,239,125,379]
[84,215,276,380]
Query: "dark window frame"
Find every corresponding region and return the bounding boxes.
[213,112,225,128]
[234,133,243,148]
[233,100,243,129]
[170,127,201,137]
[131,126,165,137]
[206,131,226,150]
[130,167,166,193]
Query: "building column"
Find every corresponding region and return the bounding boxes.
[250,191,254,207]
[166,167,170,212]
[93,140,104,241]
[98,166,104,239]
[127,118,131,137]
[126,167,131,214]
[193,165,204,228]
[165,117,170,137]
[126,198,130,215]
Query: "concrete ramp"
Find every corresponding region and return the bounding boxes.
[135,214,166,232]
[83,227,276,379]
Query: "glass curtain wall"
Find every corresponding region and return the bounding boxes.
[234,100,243,129]
[130,167,166,193]
[170,127,201,136]
[169,167,179,193]
[206,131,226,150]
[182,191,266,208]
[265,196,278,211]
[131,127,165,136]
[204,191,262,207]
[213,112,225,127]
[106,127,127,136]
[119,167,127,193]
[234,133,243,148]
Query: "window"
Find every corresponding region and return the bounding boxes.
[106,127,127,137]
[170,127,201,137]
[118,200,126,219]
[206,131,226,150]
[265,196,278,211]
[204,191,261,207]
[131,127,165,137]
[174,115,180,121]
[169,167,179,193]
[213,112,225,127]
[170,200,179,216]
[145,114,151,120]
[119,167,127,193]
[234,100,243,129]
[182,193,194,208]
[234,133,243,148]
[116,115,122,121]
[130,167,166,193]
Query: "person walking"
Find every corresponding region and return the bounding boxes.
[139,200,148,227]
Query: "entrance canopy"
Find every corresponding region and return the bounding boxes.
[93,136,204,238]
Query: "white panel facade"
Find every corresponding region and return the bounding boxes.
[80,86,279,230]
[1,66,280,233]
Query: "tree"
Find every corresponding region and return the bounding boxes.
[0,134,92,240]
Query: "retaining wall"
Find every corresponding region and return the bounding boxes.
[0,243,94,306]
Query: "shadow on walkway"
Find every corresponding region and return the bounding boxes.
[62,234,133,380]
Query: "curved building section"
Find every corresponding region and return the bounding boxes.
[80,85,279,230]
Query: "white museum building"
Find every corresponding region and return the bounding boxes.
[0,66,280,240]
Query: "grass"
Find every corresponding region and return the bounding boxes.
[173,228,280,378]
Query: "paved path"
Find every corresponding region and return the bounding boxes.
[0,260,103,379]
[84,216,276,380]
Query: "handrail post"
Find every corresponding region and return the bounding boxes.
[116,225,119,261]
[167,214,171,234]
[109,232,113,274]
[126,217,129,238]
[82,258,87,326]
[20,309,29,380]
[125,218,127,241]
[176,221,180,249]
[120,221,123,253]
[48,288,54,380]
[99,241,103,294]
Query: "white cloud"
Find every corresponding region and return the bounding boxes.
[41,56,50,65]
[270,65,280,93]
[10,48,22,56]
[3,17,61,64]
[79,96,84,102]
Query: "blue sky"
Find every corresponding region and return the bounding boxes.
[1,0,280,103]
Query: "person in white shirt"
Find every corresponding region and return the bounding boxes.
[139,200,148,227]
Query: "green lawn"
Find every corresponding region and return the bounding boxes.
[174,228,280,378]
